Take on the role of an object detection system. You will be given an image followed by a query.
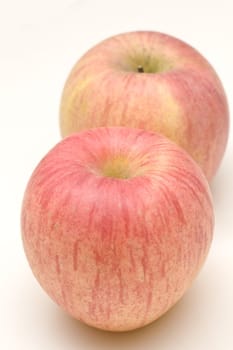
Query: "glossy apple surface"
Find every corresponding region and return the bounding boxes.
[60,31,229,180]
[21,127,214,331]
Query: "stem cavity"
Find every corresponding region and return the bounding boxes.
[137,65,144,73]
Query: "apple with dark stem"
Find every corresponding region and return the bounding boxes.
[21,127,214,331]
[60,31,229,180]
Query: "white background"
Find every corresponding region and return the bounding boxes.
[0,1,233,349]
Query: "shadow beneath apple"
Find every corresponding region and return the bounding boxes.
[49,278,209,350]
[19,250,224,349]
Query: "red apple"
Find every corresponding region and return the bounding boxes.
[21,127,214,331]
[60,31,229,180]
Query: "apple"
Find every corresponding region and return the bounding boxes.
[21,127,214,332]
[59,31,229,181]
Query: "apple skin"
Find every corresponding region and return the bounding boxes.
[21,127,214,332]
[60,31,229,181]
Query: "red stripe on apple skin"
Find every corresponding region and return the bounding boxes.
[55,255,61,275]
[72,240,79,271]
[21,127,214,331]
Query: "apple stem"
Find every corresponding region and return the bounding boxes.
[137,65,144,73]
